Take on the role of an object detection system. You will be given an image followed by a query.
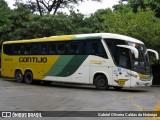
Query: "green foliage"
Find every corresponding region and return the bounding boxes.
[26,13,72,38]
[0,0,12,43]
[122,0,160,17]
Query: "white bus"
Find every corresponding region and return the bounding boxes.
[1,33,159,90]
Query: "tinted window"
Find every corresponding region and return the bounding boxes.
[86,40,107,58]
[33,43,39,54]
[13,44,24,55]
[68,41,79,54]
[105,39,131,68]
[49,44,57,54]
[41,44,48,55]
[24,44,32,55]
[3,44,13,55]
[57,43,66,54]
[77,41,86,54]
[3,39,107,57]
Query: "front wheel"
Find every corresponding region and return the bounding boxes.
[94,75,109,90]
[24,71,33,84]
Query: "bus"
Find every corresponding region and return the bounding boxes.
[1,33,159,90]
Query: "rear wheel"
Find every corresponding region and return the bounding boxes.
[94,75,109,90]
[15,71,24,83]
[24,71,33,84]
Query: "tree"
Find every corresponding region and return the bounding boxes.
[14,0,103,16]
[0,0,12,43]
[7,3,31,40]
[37,0,102,15]
[121,0,160,17]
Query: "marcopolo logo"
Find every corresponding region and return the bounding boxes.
[19,57,47,63]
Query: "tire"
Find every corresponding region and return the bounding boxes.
[15,71,24,83]
[113,86,123,90]
[24,71,33,84]
[94,75,109,90]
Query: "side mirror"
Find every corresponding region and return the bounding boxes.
[147,49,159,60]
[117,45,139,59]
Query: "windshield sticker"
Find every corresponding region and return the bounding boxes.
[118,68,121,72]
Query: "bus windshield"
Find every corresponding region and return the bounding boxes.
[128,42,151,74]
[105,39,151,74]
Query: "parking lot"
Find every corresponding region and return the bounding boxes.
[0,78,160,120]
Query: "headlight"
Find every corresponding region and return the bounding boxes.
[127,71,140,79]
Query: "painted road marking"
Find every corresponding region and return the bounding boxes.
[128,96,160,120]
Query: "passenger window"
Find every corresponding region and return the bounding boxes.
[24,44,32,55]
[33,44,39,55]
[86,40,107,58]
[41,44,48,55]
[97,41,108,58]
[49,44,57,54]
[14,44,23,55]
[78,41,86,54]
[92,41,99,54]
[68,42,79,55]
[3,44,13,55]
[57,43,66,54]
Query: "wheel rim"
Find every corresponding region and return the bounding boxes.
[16,73,22,81]
[99,79,106,87]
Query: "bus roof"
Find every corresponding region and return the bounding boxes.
[3,33,144,44]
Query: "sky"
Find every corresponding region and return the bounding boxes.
[5,0,120,14]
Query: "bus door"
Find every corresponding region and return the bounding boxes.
[112,48,131,87]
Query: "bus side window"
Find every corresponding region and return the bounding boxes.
[3,44,13,55]
[78,41,86,55]
[14,44,22,55]
[41,44,48,55]
[24,44,32,55]
[49,44,57,55]
[57,43,66,54]
[86,40,108,58]
[92,41,98,54]
[33,44,39,55]
[68,42,79,55]
[97,41,108,58]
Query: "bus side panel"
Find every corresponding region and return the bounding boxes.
[1,54,15,78]
[89,56,114,85]
[43,55,90,83]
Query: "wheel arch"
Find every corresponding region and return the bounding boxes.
[15,69,23,75]
[93,72,111,85]
[25,69,33,75]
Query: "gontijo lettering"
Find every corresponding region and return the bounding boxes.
[19,57,47,63]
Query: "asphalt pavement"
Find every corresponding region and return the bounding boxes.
[0,78,159,120]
